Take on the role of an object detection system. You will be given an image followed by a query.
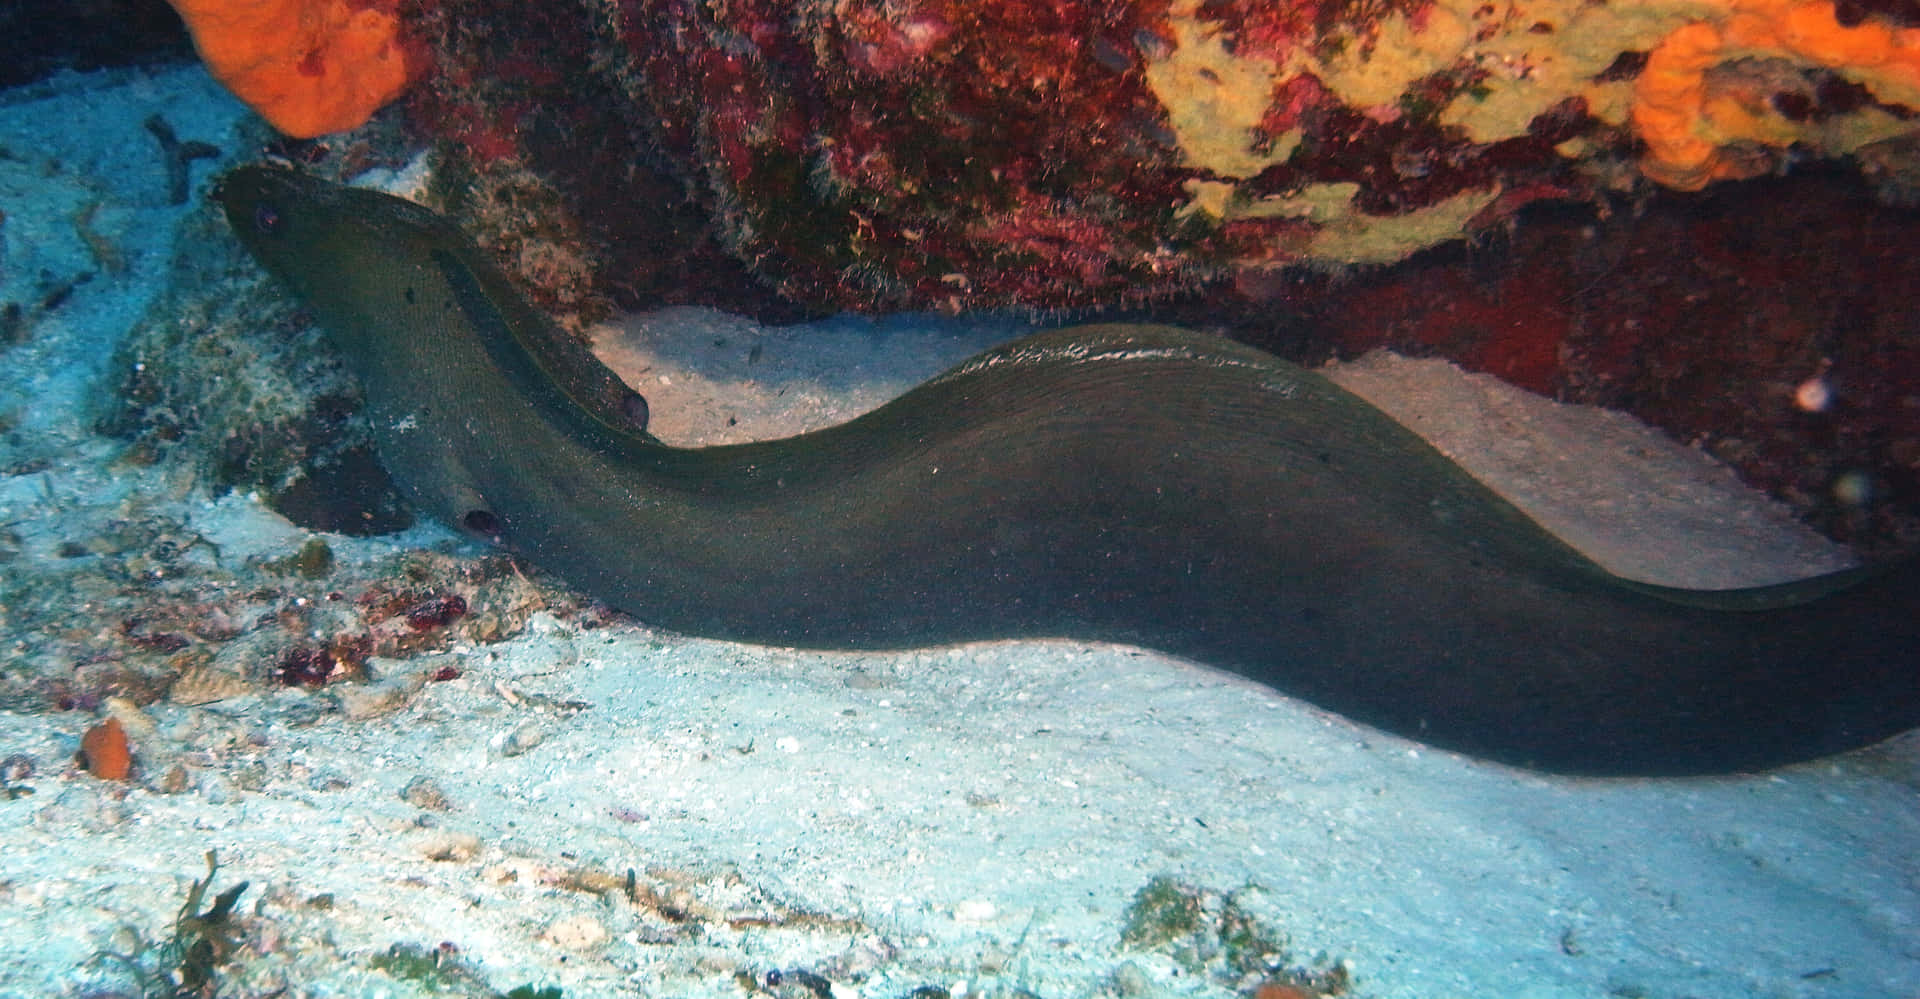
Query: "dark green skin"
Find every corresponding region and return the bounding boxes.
[217,165,1918,776]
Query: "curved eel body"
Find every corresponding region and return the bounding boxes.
[217,166,1918,776]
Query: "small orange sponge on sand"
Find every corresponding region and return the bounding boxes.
[165,0,426,138]
[79,717,132,781]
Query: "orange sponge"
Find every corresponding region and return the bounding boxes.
[79,717,132,781]
[1632,0,1920,190]
[165,0,426,138]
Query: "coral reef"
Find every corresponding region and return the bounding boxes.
[400,0,1616,311]
[203,0,1918,316]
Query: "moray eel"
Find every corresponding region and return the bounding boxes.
[216,165,1919,776]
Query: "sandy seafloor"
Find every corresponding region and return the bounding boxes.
[1,64,1917,999]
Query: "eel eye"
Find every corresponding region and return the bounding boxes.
[252,202,283,235]
[619,391,650,432]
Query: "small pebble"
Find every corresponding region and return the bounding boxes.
[292,537,334,579]
[419,832,482,862]
[499,722,547,758]
[0,753,36,782]
[155,763,192,794]
[307,771,353,792]
[400,775,454,812]
[541,914,610,951]
[1110,962,1154,997]
[337,681,411,720]
[953,899,997,923]
[198,772,240,805]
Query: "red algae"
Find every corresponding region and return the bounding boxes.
[406,0,1607,312]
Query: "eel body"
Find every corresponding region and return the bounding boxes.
[217,165,1919,776]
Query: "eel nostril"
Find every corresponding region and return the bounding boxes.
[620,391,650,432]
[462,509,502,536]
